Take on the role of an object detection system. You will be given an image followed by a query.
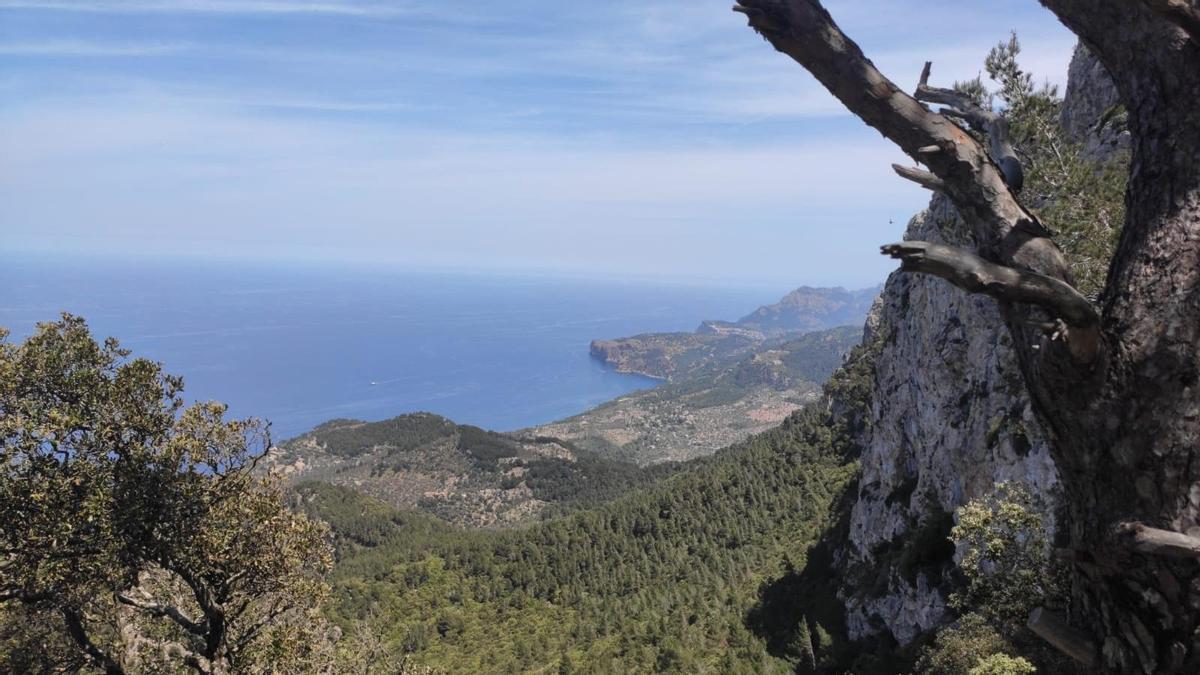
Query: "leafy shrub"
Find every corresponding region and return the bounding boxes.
[950,482,1062,634]
[969,653,1037,675]
[915,613,1012,675]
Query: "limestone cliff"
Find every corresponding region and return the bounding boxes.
[833,44,1121,645]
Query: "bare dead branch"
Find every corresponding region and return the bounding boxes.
[881,241,1100,361]
[730,0,1070,287]
[1028,607,1099,666]
[913,62,1024,192]
[1142,0,1200,43]
[892,164,946,192]
[731,4,784,33]
[1116,521,1200,558]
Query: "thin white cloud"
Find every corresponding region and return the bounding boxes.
[0,0,415,17]
[0,98,925,285]
[0,0,1082,283]
[0,40,191,56]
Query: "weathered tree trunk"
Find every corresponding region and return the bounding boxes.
[1010,5,1200,672]
[733,1,1200,671]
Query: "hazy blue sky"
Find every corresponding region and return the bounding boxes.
[1,0,1076,287]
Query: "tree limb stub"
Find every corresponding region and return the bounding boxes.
[892,164,946,193]
[730,0,1067,279]
[1116,521,1200,558]
[881,241,1100,362]
[1028,607,1099,666]
[1142,0,1200,44]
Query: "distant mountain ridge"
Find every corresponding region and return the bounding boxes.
[590,284,879,381]
[726,284,881,335]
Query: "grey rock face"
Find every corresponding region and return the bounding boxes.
[835,42,1122,643]
[838,197,1060,643]
[1061,44,1129,161]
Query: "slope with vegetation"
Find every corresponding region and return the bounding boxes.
[536,325,862,464]
[266,413,679,527]
[297,338,876,674]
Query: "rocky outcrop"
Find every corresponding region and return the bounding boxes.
[1061,44,1129,161]
[589,332,755,380]
[838,197,1060,643]
[835,44,1122,644]
[545,326,861,465]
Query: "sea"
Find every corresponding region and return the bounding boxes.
[0,254,787,440]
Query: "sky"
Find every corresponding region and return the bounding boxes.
[0,0,1078,287]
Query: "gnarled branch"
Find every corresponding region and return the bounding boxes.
[1028,606,1098,666]
[914,61,1024,192]
[730,0,1068,279]
[1141,0,1200,44]
[732,0,1100,364]
[881,241,1100,361]
[63,608,126,675]
[118,592,207,636]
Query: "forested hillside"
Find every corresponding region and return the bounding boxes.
[297,342,876,673]
[267,413,680,527]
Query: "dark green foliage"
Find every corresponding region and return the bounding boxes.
[915,613,1014,675]
[521,450,679,509]
[456,425,521,467]
[0,316,335,673]
[306,413,458,457]
[293,481,450,552]
[775,325,864,384]
[983,34,1128,297]
[746,495,853,673]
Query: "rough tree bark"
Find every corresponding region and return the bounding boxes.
[733,1,1200,672]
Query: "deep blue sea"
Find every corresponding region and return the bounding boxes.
[1,255,786,439]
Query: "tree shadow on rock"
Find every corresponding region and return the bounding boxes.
[746,481,910,674]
